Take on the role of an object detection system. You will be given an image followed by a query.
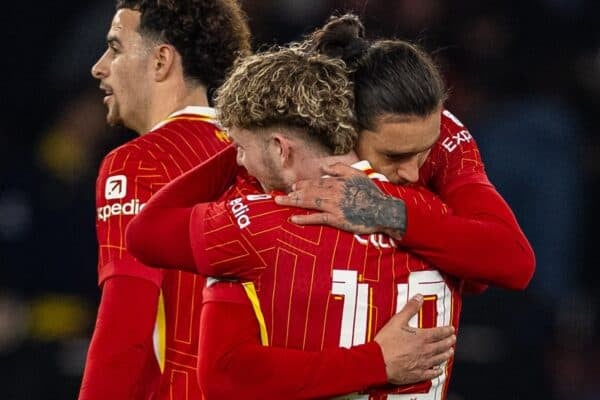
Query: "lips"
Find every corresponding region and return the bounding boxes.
[103,94,113,105]
[99,84,114,105]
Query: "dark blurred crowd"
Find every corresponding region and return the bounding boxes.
[1,0,598,398]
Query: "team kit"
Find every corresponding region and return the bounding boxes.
[78,1,535,399]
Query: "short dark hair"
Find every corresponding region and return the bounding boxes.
[116,0,251,90]
[307,14,447,131]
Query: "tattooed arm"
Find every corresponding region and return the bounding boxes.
[278,164,408,239]
[275,162,534,290]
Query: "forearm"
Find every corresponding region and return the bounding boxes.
[79,277,160,400]
[401,184,535,290]
[198,301,387,399]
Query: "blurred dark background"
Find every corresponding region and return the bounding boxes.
[1,0,598,398]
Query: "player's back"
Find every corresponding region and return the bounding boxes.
[96,108,231,400]
[196,179,462,399]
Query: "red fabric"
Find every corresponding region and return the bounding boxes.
[413,109,535,291]
[187,184,461,398]
[79,276,160,400]
[401,183,535,290]
[198,283,388,400]
[419,109,491,198]
[88,113,235,400]
[124,108,534,398]
[126,146,238,271]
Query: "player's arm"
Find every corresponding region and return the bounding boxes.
[79,277,159,400]
[126,146,239,272]
[81,149,168,400]
[198,287,455,399]
[399,181,534,289]
[274,163,534,290]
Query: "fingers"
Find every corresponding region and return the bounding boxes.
[427,347,454,367]
[321,162,364,178]
[394,294,424,325]
[423,325,455,343]
[420,367,445,381]
[274,178,340,209]
[288,212,331,226]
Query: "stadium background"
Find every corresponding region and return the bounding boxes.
[1,0,598,398]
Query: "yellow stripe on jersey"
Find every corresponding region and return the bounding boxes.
[161,115,215,123]
[153,291,166,372]
[214,129,230,143]
[242,282,269,346]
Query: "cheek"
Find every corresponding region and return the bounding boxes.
[417,150,431,168]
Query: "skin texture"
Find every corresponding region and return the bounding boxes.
[273,108,442,236]
[356,109,442,185]
[374,294,455,384]
[283,163,408,238]
[91,10,153,133]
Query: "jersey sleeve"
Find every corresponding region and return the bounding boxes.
[95,147,165,287]
[406,110,535,290]
[189,195,269,279]
[401,182,535,290]
[78,276,160,399]
[125,145,239,273]
[198,283,388,399]
[422,109,491,198]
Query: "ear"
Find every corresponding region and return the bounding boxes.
[270,133,293,167]
[152,44,177,82]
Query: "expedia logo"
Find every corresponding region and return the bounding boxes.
[97,199,145,222]
[105,175,127,200]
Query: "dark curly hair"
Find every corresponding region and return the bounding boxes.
[306,14,447,131]
[116,0,251,90]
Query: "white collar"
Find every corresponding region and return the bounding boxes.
[150,106,217,131]
[351,160,389,182]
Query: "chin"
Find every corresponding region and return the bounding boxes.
[106,113,124,128]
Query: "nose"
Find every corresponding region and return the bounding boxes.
[396,158,420,184]
[91,50,109,80]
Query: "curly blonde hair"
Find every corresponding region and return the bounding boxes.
[215,47,357,155]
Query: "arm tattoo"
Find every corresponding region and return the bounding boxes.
[340,176,407,236]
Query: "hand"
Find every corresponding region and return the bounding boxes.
[374,294,456,385]
[274,162,407,238]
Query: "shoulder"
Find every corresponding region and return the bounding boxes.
[98,136,146,177]
[436,109,476,153]
[149,116,229,145]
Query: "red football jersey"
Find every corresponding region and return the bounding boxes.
[189,172,462,399]
[419,109,491,197]
[95,106,231,399]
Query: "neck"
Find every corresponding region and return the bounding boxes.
[286,151,360,192]
[140,83,209,134]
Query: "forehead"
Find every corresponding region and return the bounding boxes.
[366,111,442,153]
[109,9,141,40]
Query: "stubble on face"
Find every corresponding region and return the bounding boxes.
[102,9,152,132]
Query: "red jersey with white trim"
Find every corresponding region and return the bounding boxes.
[419,109,490,197]
[95,106,231,400]
[190,175,462,399]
